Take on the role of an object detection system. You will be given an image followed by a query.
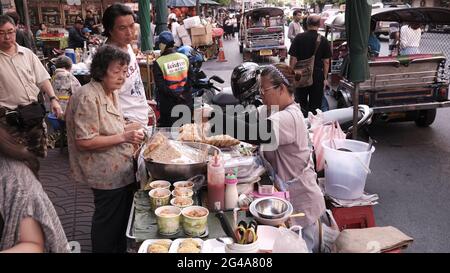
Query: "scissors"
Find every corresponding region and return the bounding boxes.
[235,220,258,244]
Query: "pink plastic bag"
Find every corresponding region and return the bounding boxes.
[312,121,346,172]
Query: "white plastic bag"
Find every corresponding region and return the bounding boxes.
[312,121,346,172]
[308,109,324,131]
[272,226,308,253]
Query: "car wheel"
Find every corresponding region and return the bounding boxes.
[415,109,437,127]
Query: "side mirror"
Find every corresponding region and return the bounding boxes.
[210,75,225,84]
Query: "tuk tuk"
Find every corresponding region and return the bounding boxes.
[325,7,450,127]
[239,7,287,62]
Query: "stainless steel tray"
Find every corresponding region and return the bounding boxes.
[126,190,252,242]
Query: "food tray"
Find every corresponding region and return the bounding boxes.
[138,239,173,253]
[169,238,204,253]
[126,190,208,242]
[127,191,256,245]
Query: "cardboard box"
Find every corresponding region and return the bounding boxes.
[191,26,206,36]
[190,24,213,36]
[190,25,213,47]
[191,34,212,47]
[183,16,201,29]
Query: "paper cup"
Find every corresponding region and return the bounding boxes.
[149,188,171,211]
[155,206,181,235]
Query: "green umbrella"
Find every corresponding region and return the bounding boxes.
[342,1,371,83]
[139,0,153,53]
[341,0,372,139]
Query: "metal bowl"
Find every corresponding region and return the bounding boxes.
[253,197,290,219]
[144,142,221,181]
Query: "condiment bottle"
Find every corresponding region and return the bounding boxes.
[224,172,239,210]
[207,152,225,211]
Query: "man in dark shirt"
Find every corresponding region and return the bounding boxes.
[84,10,100,34]
[289,15,332,117]
[68,19,87,49]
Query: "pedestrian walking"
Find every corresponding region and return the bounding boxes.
[289,15,332,117]
[288,10,304,43]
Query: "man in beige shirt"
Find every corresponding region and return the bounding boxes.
[0,15,63,158]
[288,10,304,43]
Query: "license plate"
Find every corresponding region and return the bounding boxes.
[260,49,272,56]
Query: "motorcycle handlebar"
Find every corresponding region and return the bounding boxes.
[211,85,221,92]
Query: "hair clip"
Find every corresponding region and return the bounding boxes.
[267,64,290,86]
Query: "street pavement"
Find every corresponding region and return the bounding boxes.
[39,149,93,253]
[38,31,450,253]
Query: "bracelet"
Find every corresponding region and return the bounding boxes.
[49,96,59,102]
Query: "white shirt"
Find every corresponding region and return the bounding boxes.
[118,45,149,126]
[288,21,303,41]
[400,25,422,49]
[171,22,182,47]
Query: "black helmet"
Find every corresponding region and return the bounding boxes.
[231,62,260,103]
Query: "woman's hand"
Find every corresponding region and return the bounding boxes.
[124,121,142,132]
[122,129,145,145]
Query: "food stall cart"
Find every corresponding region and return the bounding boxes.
[126,126,296,253]
[125,111,414,253]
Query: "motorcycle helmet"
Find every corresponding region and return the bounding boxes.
[177,46,204,63]
[231,62,261,103]
[177,45,204,70]
[155,31,175,48]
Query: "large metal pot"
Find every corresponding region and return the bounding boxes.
[144,142,221,181]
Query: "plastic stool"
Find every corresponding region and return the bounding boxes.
[327,203,376,231]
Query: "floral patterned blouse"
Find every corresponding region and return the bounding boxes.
[65,80,135,190]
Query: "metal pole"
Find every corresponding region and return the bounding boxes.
[22,0,30,33]
[155,0,168,35]
[352,82,359,139]
[196,0,200,16]
[146,58,152,100]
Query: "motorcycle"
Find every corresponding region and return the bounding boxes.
[176,48,373,136]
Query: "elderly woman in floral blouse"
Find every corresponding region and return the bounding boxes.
[65,45,144,253]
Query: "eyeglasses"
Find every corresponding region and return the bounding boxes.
[260,85,279,96]
[0,29,16,38]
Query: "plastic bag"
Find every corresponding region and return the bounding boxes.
[308,109,324,132]
[312,121,346,172]
[315,210,341,253]
[272,226,308,253]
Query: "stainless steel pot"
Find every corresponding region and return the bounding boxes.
[144,142,221,181]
